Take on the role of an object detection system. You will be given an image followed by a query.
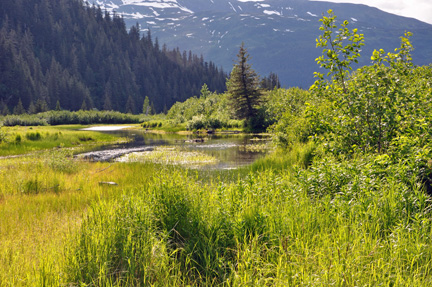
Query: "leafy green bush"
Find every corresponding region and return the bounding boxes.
[2,115,48,126]
[186,115,206,130]
[2,110,141,126]
[311,10,432,154]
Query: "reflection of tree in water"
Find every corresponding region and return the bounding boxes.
[84,128,270,169]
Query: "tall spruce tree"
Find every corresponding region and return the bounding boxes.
[227,43,262,122]
[13,98,26,115]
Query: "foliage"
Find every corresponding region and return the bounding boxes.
[167,91,238,130]
[1,129,432,285]
[313,9,364,92]
[227,43,263,125]
[2,114,49,126]
[0,0,226,114]
[260,72,281,90]
[142,96,151,115]
[311,10,432,154]
[1,110,141,126]
[266,87,329,146]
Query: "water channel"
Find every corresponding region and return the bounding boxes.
[78,127,271,170]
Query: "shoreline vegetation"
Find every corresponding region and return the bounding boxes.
[2,11,432,287]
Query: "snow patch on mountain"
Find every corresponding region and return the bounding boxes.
[263,10,281,16]
[228,2,237,13]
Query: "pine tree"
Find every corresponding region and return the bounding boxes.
[80,100,87,111]
[35,98,49,113]
[125,95,135,114]
[27,101,36,114]
[55,100,61,111]
[261,72,281,90]
[200,83,211,99]
[13,98,26,115]
[226,43,262,122]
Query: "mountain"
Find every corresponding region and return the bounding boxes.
[94,0,432,87]
[0,0,226,114]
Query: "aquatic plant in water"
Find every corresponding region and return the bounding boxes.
[116,146,218,167]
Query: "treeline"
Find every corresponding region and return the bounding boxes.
[0,0,226,115]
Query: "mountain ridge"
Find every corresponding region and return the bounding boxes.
[95,0,432,87]
[0,0,227,114]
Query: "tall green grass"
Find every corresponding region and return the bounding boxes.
[0,125,126,156]
[64,154,432,286]
[2,139,432,285]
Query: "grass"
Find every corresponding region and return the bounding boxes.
[117,146,218,167]
[1,128,432,285]
[0,125,129,157]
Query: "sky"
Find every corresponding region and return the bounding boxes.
[312,0,432,24]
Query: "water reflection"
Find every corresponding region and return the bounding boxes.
[84,128,270,170]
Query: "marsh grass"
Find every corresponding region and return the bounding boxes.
[2,136,432,285]
[0,125,124,157]
[64,152,432,286]
[117,146,218,167]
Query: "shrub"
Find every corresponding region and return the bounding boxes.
[25,131,41,141]
[2,115,48,126]
[14,134,21,144]
[186,115,206,130]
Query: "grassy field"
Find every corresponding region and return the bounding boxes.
[0,125,133,157]
[1,126,432,286]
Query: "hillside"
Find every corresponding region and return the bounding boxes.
[0,0,226,114]
[95,0,432,87]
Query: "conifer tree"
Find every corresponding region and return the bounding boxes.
[227,43,262,122]
[13,98,26,115]
[80,100,87,111]
[200,83,211,99]
[55,100,61,111]
[125,95,135,114]
[35,99,49,113]
[27,101,36,114]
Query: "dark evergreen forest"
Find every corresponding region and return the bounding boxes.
[0,0,227,114]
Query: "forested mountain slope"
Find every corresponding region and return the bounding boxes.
[0,0,226,114]
[95,0,432,87]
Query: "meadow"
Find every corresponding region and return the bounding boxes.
[1,127,432,286]
[2,11,432,286]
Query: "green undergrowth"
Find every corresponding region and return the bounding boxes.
[2,138,432,285]
[63,152,432,286]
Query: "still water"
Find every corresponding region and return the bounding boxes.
[81,127,270,170]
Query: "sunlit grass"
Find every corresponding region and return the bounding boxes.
[0,125,128,157]
[116,146,218,167]
[2,132,432,285]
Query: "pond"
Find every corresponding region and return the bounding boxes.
[78,127,271,170]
